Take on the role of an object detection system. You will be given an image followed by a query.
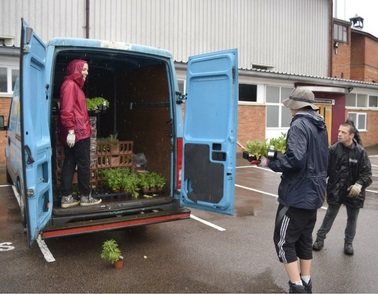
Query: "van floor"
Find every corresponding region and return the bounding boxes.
[53,192,170,216]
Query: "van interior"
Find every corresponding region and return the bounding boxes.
[50,48,176,216]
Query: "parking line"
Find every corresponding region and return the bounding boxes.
[235,184,328,210]
[36,235,56,262]
[190,214,226,231]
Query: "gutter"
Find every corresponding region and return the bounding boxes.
[175,62,378,90]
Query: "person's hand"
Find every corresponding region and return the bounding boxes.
[67,130,75,148]
[258,156,269,167]
[347,183,362,197]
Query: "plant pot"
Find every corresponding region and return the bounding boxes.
[250,159,261,165]
[114,257,124,269]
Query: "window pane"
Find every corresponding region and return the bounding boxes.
[342,27,347,42]
[0,67,7,92]
[357,94,367,107]
[369,95,378,107]
[348,113,357,123]
[266,105,279,127]
[239,84,257,102]
[281,88,292,103]
[266,86,279,103]
[358,114,366,130]
[346,93,356,106]
[282,106,292,127]
[12,69,19,91]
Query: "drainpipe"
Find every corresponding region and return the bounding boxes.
[85,0,90,38]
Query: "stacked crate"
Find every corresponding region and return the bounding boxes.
[96,141,133,168]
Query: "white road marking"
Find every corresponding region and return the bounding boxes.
[235,184,328,210]
[37,235,56,262]
[190,214,226,231]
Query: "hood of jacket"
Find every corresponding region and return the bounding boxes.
[64,59,87,89]
[291,109,327,132]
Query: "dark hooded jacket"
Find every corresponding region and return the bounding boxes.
[327,140,372,208]
[59,59,91,146]
[268,109,328,210]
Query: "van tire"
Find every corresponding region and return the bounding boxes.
[6,167,12,184]
[16,178,27,228]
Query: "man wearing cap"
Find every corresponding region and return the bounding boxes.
[268,88,328,293]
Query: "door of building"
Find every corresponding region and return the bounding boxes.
[316,104,332,145]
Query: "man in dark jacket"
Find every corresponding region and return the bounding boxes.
[268,88,328,293]
[312,122,372,255]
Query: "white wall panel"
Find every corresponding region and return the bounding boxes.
[0,0,330,76]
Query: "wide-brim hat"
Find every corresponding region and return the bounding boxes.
[282,88,319,110]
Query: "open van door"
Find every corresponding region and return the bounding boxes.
[181,49,238,215]
[20,19,53,245]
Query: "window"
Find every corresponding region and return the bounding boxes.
[177,79,185,95]
[348,112,366,131]
[334,23,348,43]
[347,93,374,108]
[0,66,19,94]
[369,95,378,107]
[239,84,257,102]
[266,86,292,128]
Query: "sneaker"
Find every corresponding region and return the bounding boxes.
[312,239,324,251]
[344,243,354,255]
[61,195,80,208]
[301,279,312,293]
[288,281,307,293]
[80,194,102,207]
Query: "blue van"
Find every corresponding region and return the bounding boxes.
[1,19,238,247]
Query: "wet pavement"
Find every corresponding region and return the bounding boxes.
[0,147,378,293]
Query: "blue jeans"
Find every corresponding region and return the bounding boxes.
[61,137,91,197]
[316,203,360,244]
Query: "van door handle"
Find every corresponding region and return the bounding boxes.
[24,145,35,165]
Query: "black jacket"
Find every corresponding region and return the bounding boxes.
[327,141,372,208]
[268,110,328,210]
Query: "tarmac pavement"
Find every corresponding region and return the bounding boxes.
[0,145,377,293]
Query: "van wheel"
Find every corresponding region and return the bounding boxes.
[6,167,12,184]
[17,178,27,228]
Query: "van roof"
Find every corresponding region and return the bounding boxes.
[48,37,173,59]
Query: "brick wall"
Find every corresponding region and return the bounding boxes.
[350,32,378,83]
[237,105,266,153]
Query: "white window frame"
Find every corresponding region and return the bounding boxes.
[347,112,367,131]
[0,65,19,95]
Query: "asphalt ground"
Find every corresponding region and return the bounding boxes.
[0,146,377,293]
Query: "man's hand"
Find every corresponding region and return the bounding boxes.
[347,183,362,197]
[67,130,75,148]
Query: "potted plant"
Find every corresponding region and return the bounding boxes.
[267,132,287,154]
[244,139,268,164]
[100,239,124,269]
[86,97,110,112]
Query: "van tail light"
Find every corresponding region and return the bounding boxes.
[176,137,183,189]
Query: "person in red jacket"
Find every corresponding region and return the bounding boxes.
[59,59,102,208]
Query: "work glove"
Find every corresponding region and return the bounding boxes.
[347,183,362,197]
[258,156,269,167]
[67,130,75,148]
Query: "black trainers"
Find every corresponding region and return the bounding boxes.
[289,281,307,293]
[301,279,312,293]
[61,195,80,208]
[80,194,102,207]
[344,243,354,255]
[312,239,324,251]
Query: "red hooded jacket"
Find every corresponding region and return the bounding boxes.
[59,59,91,145]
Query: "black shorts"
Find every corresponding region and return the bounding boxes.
[273,204,317,263]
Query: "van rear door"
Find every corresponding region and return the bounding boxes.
[20,19,53,245]
[181,49,238,215]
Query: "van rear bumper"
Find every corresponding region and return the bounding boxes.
[42,202,190,239]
